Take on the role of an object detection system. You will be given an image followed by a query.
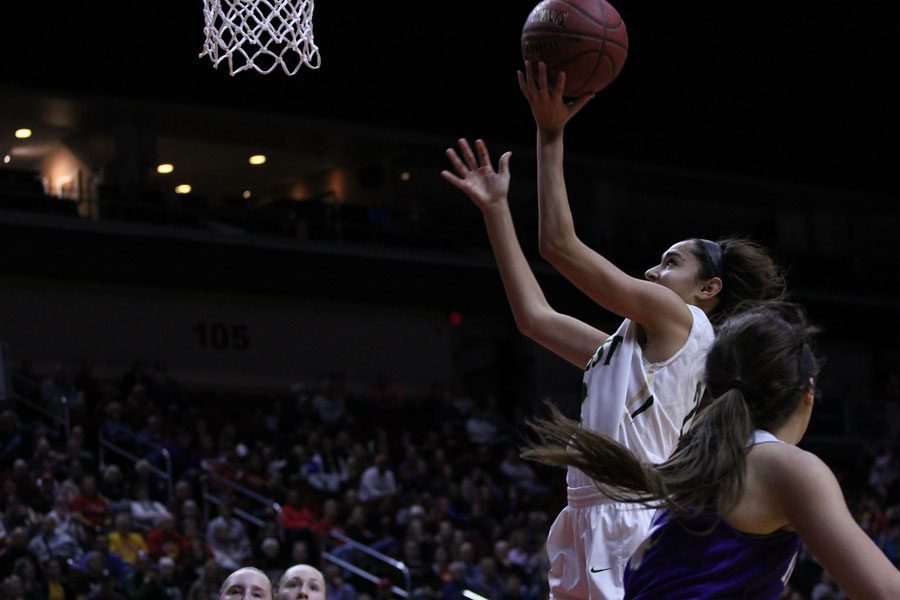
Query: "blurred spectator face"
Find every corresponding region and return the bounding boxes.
[135,460,152,479]
[0,409,15,428]
[68,459,83,479]
[348,506,365,526]
[9,527,27,549]
[106,402,122,420]
[41,515,57,536]
[44,559,63,580]
[103,465,122,485]
[322,499,338,520]
[459,542,474,564]
[276,564,324,600]
[403,540,421,562]
[159,557,176,579]
[174,480,192,501]
[2,574,24,598]
[183,499,199,520]
[5,502,28,528]
[323,565,341,582]
[134,484,150,501]
[53,494,69,513]
[203,560,221,584]
[221,567,272,600]
[147,415,161,433]
[494,540,509,562]
[374,454,388,473]
[14,558,35,582]
[289,541,309,564]
[94,533,111,552]
[35,437,52,456]
[115,513,132,533]
[81,476,97,496]
[86,551,105,576]
[261,539,280,560]
[214,523,231,543]
[183,518,200,539]
[12,459,28,478]
[38,471,55,493]
[480,557,497,578]
[134,551,151,573]
[158,514,175,532]
[504,574,523,596]
[406,518,424,539]
[437,521,454,542]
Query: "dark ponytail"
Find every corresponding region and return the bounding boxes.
[522,303,819,522]
[691,237,787,326]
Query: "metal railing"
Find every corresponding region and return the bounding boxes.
[200,466,280,529]
[323,530,411,598]
[198,464,411,598]
[97,429,173,501]
[11,393,71,437]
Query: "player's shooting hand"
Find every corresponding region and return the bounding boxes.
[517,61,594,142]
[441,138,511,213]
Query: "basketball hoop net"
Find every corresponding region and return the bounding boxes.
[200,0,321,76]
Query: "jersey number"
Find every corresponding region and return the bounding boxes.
[586,335,623,372]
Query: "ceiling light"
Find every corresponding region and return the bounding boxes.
[14,128,32,139]
[175,184,192,194]
[249,154,266,165]
[157,163,174,174]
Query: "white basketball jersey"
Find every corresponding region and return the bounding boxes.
[568,305,714,488]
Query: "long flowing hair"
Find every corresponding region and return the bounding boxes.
[522,303,819,522]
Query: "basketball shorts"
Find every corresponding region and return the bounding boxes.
[546,486,654,600]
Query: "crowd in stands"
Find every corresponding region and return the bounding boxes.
[2,358,899,600]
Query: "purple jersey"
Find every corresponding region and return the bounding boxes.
[623,509,801,599]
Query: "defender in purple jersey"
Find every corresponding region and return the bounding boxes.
[525,305,900,598]
[623,434,801,599]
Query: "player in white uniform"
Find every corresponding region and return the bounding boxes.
[548,302,713,598]
[442,61,786,600]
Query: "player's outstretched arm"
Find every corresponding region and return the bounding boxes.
[773,448,900,599]
[441,138,607,368]
[519,62,692,340]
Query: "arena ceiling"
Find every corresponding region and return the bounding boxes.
[1,0,896,196]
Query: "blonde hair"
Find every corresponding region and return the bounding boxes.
[276,564,325,594]
[219,567,272,600]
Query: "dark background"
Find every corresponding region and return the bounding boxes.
[4,0,898,195]
[0,1,898,405]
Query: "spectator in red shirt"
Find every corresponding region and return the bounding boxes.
[279,489,319,567]
[146,513,187,565]
[70,475,111,536]
[280,489,315,531]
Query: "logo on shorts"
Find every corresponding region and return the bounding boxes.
[590,567,612,574]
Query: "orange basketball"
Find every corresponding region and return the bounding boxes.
[521,0,629,97]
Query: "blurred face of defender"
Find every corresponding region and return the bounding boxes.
[644,240,714,307]
[277,565,325,600]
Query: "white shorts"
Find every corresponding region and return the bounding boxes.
[546,486,654,600]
